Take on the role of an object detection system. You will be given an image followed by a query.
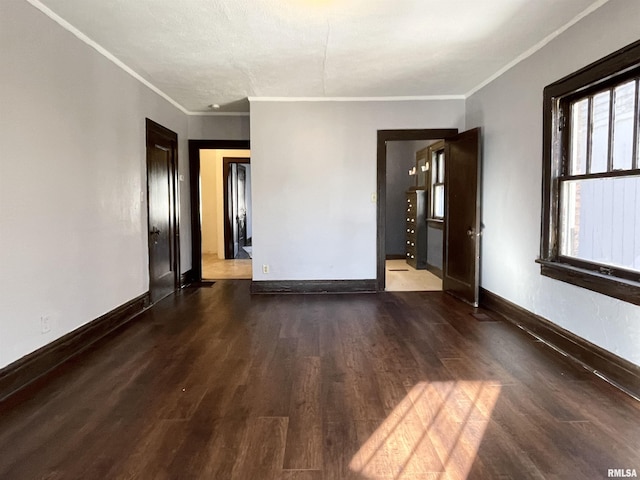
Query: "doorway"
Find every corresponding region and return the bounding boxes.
[384,139,443,292]
[146,119,179,303]
[188,140,251,282]
[377,128,482,306]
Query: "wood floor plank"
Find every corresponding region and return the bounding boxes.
[282,470,324,480]
[322,421,362,480]
[0,281,639,480]
[230,416,288,480]
[245,337,297,417]
[283,356,323,470]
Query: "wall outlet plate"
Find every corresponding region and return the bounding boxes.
[40,316,51,334]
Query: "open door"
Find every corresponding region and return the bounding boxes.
[443,128,482,306]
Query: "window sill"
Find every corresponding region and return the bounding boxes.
[427,219,444,229]
[537,259,640,307]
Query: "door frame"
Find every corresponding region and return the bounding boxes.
[145,118,180,301]
[188,139,250,282]
[222,157,251,259]
[376,129,459,291]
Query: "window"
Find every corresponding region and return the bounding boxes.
[429,142,445,220]
[540,40,640,306]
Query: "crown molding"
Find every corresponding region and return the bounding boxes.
[188,111,251,117]
[26,0,612,114]
[248,95,465,103]
[25,0,190,115]
[465,0,611,98]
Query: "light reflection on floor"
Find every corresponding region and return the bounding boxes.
[349,381,501,480]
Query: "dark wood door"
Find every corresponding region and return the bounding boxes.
[223,157,250,259]
[443,128,481,306]
[237,165,247,247]
[146,120,178,304]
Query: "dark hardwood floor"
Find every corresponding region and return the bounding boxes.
[1,280,638,479]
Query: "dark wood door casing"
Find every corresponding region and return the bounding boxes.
[146,118,179,303]
[442,128,482,306]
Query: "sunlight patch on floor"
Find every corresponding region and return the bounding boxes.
[350,381,501,480]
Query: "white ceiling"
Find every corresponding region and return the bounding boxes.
[31,0,606,113]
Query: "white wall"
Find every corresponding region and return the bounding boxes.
[250,99,465,281]
[465,0,640,366]
[200,151,218,255]
[188,115,250,140]
[0,0,190,368]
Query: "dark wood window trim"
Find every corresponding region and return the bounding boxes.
[537,259,640,307]
[540,39,640,305]
[427,219,444,229]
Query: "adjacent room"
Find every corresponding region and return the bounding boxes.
[198,148,253,280]
[385,139,444,292]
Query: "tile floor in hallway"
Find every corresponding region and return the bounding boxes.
[385,259,442,292]
[202,253,252,279]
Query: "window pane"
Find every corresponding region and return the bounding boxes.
[590,91,611,173]
[570,98,589,175]
[612,80,636,170]
[431,152,438,186]
[438,152,445,182]
[560,175,640,272]
[433,185,444,218]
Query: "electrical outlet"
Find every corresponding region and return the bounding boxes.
[262,264,269,274]
[40,316,51,334]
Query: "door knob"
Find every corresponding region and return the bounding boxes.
[467,228,481,237]
[150,227,161,235]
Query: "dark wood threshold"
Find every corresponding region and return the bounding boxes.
[426,264,443,279]
[251,280,377,294]
[385,254,406,260]
[0,292,150,403]
[180,269,194,288]
[480,287,640,400]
